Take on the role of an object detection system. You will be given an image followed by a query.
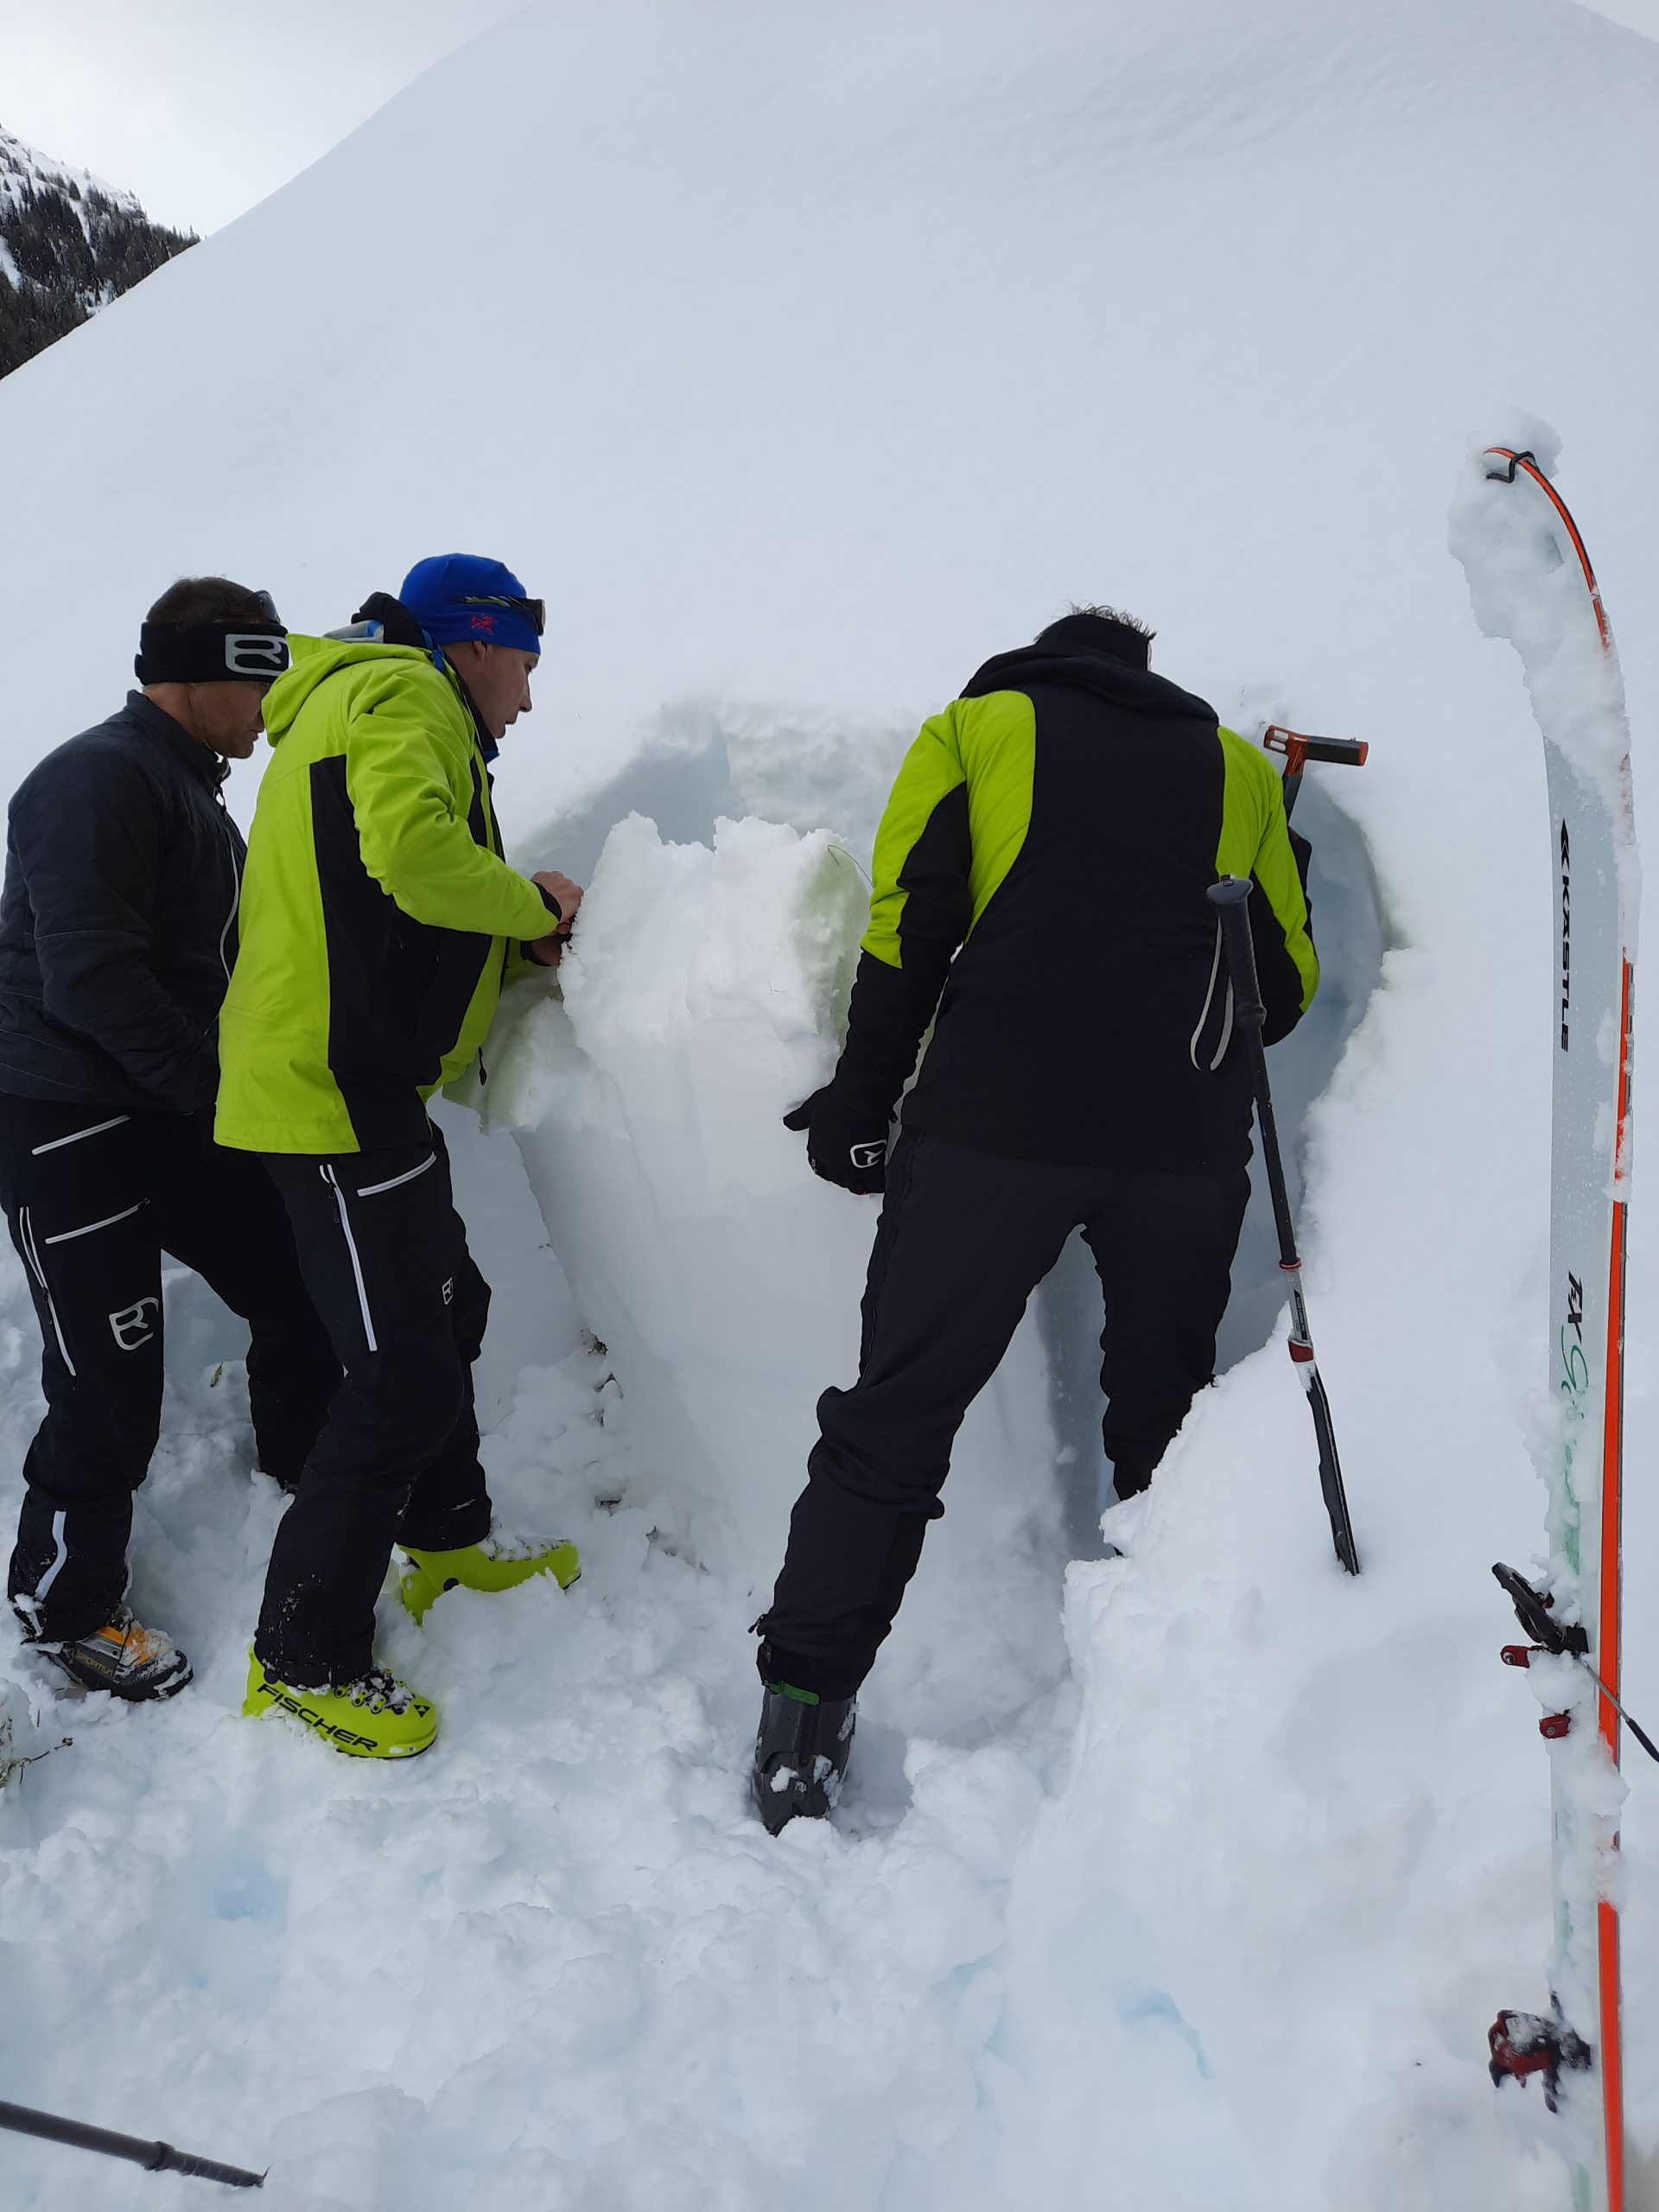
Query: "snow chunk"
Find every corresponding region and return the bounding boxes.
[482,813,875,1581]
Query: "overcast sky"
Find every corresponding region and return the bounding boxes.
[1577,0,1659,27]
[0,0,524,235]
[1,0,1655,237]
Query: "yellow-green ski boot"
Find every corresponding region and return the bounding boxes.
[398,1527,581,1624]
[243,1652,438,1758]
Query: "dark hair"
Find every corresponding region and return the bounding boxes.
[145,575,273,629]
[1034,602,1154,649]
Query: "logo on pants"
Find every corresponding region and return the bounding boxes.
[442,1277,454,1306]
[109,1298,160,1351]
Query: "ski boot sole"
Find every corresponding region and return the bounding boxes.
[30,1638,193,1703]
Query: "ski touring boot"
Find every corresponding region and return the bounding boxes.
[397,1526,581,1624]
[17,1601,192,1702]
[244,1653,437,1759]
[751,1679,856,1835]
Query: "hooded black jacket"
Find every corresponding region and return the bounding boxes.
[0,693,245,1113]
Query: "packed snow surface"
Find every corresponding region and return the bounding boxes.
[3,2,1659,2208]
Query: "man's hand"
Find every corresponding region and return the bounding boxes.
[527,869,584,966]
[783,1084,890,1195]
[533,870,583,925]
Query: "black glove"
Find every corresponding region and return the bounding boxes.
[784,1084,891,1194]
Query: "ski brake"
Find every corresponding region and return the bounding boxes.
[1489,2007,1592,2111]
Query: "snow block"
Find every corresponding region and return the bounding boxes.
[482,811,877,1583]
[483,804,1065,1680]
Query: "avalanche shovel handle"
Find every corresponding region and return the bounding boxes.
[1262,725,1370,772]
[0,2099,264,2189]
[1262,726,1369,825]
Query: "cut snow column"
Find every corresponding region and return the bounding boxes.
[481,803,1068,1692]
[480,812,874,1586]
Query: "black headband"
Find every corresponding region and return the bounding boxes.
[135,620,290,686]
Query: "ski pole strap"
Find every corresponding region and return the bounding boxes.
[1206,877,1266,1028]
[0,2101,264,2189]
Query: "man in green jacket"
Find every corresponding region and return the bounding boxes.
[218,555,581,1758]
[752,606,1319,1830]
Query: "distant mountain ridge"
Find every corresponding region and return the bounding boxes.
[0,125,194,378]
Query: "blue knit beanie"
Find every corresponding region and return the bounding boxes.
[398,554,542,655]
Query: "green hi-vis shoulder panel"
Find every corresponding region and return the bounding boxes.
[1216,724,1319,1013]
[863,692,1036,969]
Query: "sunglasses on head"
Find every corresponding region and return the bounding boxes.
[458,593,545,636]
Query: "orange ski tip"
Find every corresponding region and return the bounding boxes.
[1484,449,1612,648]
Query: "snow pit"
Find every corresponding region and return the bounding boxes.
[3,0,1659,2204]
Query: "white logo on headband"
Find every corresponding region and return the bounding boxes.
[224,632,289,675]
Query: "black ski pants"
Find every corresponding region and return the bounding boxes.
[255,1126,493,1687]
[1,1093,340,1643]
[759,1127,1250,1699]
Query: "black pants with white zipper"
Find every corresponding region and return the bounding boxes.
[0,1092,341,1643]
[254,1125,494,1687]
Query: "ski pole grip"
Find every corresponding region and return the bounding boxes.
[1206,877,1266,1028]
[1300,734,1369,768]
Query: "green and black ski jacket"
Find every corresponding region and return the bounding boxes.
[836,636,1319,1172]
[215,636,553,1155]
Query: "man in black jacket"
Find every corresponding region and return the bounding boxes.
[0,577,339,1701]
[751,607,1319,1831]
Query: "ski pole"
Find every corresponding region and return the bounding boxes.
[1206,875,1361,1573]
[0,2098,264,2189]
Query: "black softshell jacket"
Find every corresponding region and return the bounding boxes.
[0,693,244,1113]
[837,637,1318,1172]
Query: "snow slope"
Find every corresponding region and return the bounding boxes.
[3,2,1659,2206]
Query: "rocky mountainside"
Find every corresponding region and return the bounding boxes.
[0,126,194,378]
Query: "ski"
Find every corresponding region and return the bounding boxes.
[1452,442,1637,2212]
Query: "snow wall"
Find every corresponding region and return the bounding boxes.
[479,721,1387,1605]
[3,2,1659,2208]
